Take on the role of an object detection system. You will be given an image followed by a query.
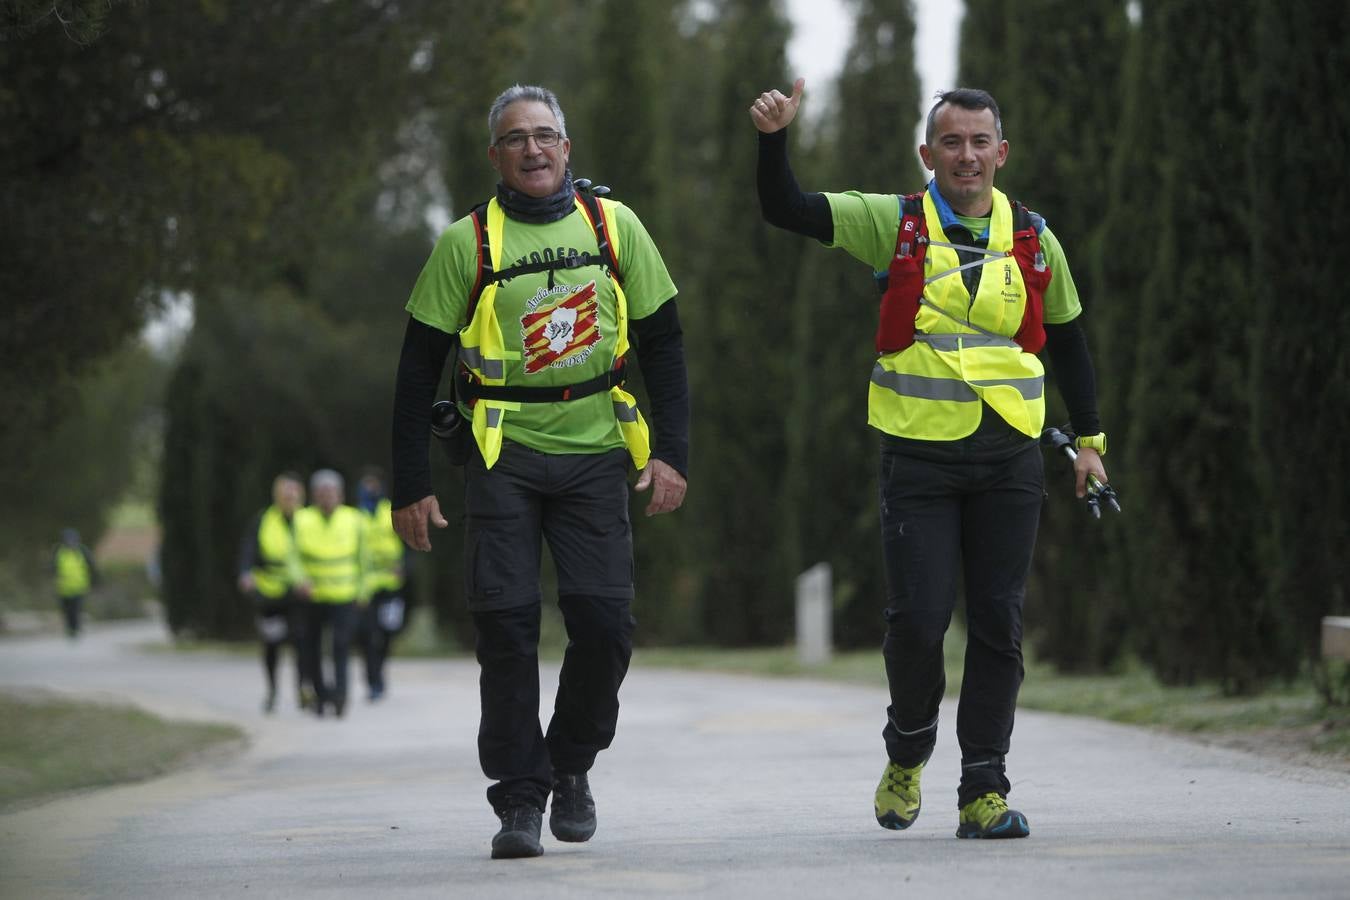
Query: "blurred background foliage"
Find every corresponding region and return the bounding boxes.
[2,0,1346,696]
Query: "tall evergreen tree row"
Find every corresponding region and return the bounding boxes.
[1246,0,1350,677]
[958,0,1350,689]
[11,0,1347,688]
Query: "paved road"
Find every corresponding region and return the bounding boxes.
[2,620,1348,899]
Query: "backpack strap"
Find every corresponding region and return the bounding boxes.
[464,189,621,321]
[1008,200,1049,353]
[875,192,927,294]
[455,185,627,405]
[458,360,628,403]
[574,189,622,287]
[897,193,926,256]
[874,192,929,353]
[466,201,493,327]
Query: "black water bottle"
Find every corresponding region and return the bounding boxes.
[430,400,460,439]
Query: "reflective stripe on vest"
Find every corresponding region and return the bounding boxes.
[294,506,364,603]
[458,197,651,470]
[55,546,90,597]
[252,505,297,599]
[867,188,1046,441]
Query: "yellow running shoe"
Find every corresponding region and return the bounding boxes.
[874,760,924,830]
[956,792,1030,839]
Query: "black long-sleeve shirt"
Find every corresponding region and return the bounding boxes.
[756,128,1100,437]
[391,301,689,510]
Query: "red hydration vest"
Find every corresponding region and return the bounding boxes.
[875,191,1051,355]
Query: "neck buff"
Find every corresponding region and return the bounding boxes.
[496,169,576,224]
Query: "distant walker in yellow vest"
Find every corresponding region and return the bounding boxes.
[53,528,97,639]
[237,472,309,713]
[354,469,407,703]
[294,469,368,719]
[751,81,1111,839]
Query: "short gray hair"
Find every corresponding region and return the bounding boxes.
[487,84,567,144]
[309,468,344,494]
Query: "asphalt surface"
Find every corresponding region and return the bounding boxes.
[2,619,1348,899]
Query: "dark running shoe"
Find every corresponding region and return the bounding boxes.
[549,772,597,842]
[491,804,544,859]
[956,792,1030,839]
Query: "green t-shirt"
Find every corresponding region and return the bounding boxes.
[822,191,1083,324]
[405,200,677,455]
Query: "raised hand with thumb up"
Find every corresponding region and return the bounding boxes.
[749,77,805,133]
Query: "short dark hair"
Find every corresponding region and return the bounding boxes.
[925,88,1003,145]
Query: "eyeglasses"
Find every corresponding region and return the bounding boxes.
[494,129,564,151]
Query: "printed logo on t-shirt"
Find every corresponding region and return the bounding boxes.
[521,281,602,374]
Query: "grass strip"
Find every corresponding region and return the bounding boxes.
[0,691,243,810]
[631,633,1349,763]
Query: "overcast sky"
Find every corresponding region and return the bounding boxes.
[785,0,963,142]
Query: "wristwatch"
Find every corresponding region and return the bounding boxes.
[1074,432,1107,455]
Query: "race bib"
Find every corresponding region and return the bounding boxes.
[378,598,405,632]
[256,615,288,642]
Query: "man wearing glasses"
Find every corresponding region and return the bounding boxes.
[391,84,689,859]
[749,80,1109,840]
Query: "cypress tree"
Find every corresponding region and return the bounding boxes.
[955,0,1003,92]
[1247,2,1350,672]
[953,1,1132,669]
[669,0,798,645]
[1104,0,1275,690]
[802,0,923,648]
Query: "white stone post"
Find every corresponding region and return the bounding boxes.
[796,562,833,666]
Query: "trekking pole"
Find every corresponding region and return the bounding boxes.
[1040,426,1121,519]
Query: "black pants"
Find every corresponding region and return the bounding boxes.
[254,594,304,698]
[475,594,635,812]
[357,589,405,695]
[301,601,358,711]
[58,594,83,637]
[465,442,637,812]
[877,427,1043,807]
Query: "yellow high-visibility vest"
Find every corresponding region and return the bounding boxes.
[251,505,301,600]
[868,188,1046,440]
[55,546,91,598]
[364,499,404,595]
[294,505,365,603]
[458,197,650,469]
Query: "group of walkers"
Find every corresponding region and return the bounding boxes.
[387,77,1110,858]
[54,74,1111,860]
[237,468,409,718]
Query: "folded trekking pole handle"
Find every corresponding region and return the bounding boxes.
[1040,426,1122,519]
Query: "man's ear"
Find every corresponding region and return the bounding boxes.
[919,143,935,172]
